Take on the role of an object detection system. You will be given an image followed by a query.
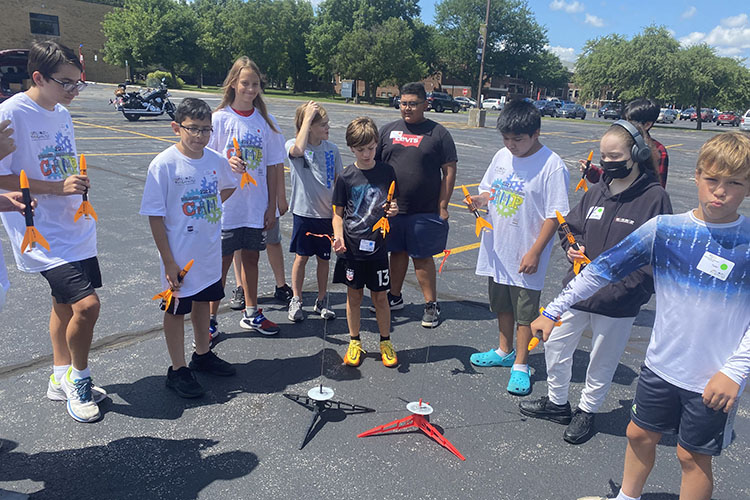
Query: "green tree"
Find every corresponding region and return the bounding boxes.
[676,44,733,129]
[434,0,548,100]
[334,18,426,102]
[306,0,422,81]
[522,50,569,93]
[101,0,200,84]
[573,34,628,101]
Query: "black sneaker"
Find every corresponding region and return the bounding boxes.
[368,292,404,313]
[563,408,595,444]
[166,366,205,398]
[189,350,236,377]
[229,286,245,310]
[421,301,441,328]
[274,284,293,303]
[519,396,572,424]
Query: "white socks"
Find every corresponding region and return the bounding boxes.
[53,365,70,383]
[244,306,257,317]
[70,366,91,381]
[616,489,640,500]
[512,363,529,374]
[495,348,510,357]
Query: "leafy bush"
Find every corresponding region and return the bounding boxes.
[146,71,184,89]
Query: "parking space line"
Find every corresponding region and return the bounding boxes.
[571,139,599,144]
[455,142,482,149]
[81,152,162,156]
[433,242,481,258]
[665,143,684,148]
[73,120,177,144]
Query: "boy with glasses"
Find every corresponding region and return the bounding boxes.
[0,41,105,423]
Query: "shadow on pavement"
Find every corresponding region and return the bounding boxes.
[0,437,258,500]
[102,348,360,420]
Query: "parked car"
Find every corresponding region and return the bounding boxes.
[558,103,586,119]
[534,100,558,116]
[679,108,694,120]
[598,103,618,118]
[740,109,750,131]
[716,111,741,127]
[454,96,476,109]
[602,105,622,119]
[656,109,677,123]
[690,108,714,122]
[482,98,503,110]
[426,92,461,113]
[0,49,29,103]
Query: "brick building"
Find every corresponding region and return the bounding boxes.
[0,0,122,84]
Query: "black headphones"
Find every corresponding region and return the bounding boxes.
[613,119,651,163]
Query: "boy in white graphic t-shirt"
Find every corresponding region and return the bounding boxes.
[0,41,106,423]
[140,98,238,399]
[467,99,569,396]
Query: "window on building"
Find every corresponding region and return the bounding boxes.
[29,13,60,36]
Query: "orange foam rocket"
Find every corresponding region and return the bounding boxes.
[575,151,594,192]
[556,210,591,274]
[152,259,194,311]
[74,154,98,222]
[528,307,563,351]
[19,170,50,253]
[462,185,493,238]
[233,137,257,189]
[372,180,396,237]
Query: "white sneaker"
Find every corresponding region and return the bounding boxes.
[47,372,107,403]
[313,299,336,320]
[62,372,101,423]
[288,296,303,322]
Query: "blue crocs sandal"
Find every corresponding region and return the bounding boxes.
[507,369,531,395]
[470,349,516,367]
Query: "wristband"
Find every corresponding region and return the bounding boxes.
[541,309,558,322]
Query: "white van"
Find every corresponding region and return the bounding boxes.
[741,109,750,131]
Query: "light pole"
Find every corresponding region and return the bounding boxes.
[476,0,490,108]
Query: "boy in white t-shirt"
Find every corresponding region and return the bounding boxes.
[140,98,238,398]
[0,42,106,423]
[468,99,569,396]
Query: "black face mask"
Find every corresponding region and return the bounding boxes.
[600,159,632,179]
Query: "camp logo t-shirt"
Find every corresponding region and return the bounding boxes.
[489,173,526,219]
[0,93,97,273]
[140,145,236,297]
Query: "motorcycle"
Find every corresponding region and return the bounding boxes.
[110,78,176,121]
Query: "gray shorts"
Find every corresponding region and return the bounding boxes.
[487,278,541,325]
[221,227,266,256]
[265,217,282,246]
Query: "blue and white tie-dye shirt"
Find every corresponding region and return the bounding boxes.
[547,211,750,393]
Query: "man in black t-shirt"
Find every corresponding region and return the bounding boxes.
[375,82,458,328]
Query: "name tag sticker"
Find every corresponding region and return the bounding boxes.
[359,239,375,252]
[389,131,401,139]
[696,251,734,281]
[586,206,605,220]
[303,150,315,167]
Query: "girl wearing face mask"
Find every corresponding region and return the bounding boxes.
[519,120,673,445]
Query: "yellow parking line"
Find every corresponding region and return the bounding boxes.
[73,120,177,144]
[571,139,599,144]
[454,183,479,189]
[434,242,481,258]
[665,143,684,148]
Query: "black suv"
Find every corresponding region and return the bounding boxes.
[426,92,461,113]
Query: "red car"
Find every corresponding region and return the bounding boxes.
[690,108,714,122]
[716,111,741,127]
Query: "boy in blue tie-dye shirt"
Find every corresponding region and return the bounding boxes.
[532,132,750,500]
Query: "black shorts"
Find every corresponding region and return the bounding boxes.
[163,280,225,316]
[289,215,332,260]
[631,365,739,456]
[40,257,102,304]
[221,227,266,255]
[333,256,390,292]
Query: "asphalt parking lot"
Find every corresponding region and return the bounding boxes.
[1,84,748,500]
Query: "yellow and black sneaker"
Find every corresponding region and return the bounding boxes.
[344,339,366,367]
[380,339,398,368]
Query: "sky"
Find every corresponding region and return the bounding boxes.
[417,1,750,66]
